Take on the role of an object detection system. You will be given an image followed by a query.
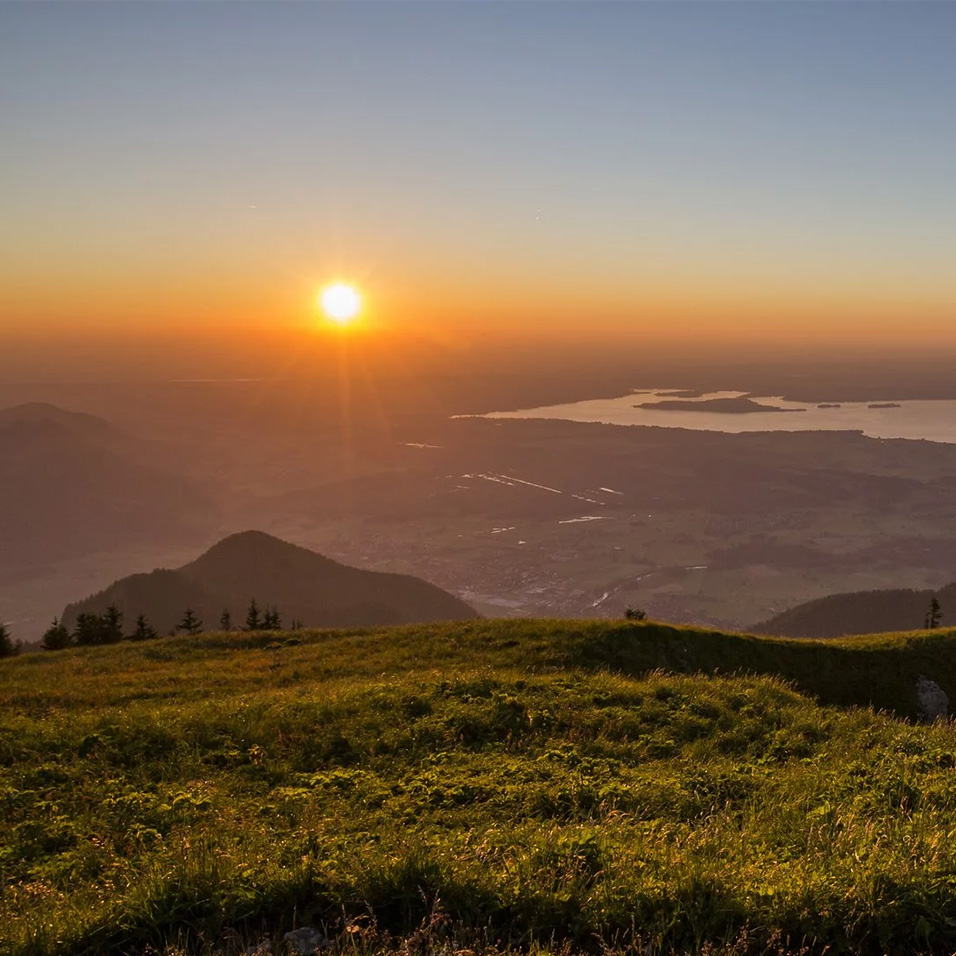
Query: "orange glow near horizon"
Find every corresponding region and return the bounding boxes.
[4,254,956,352]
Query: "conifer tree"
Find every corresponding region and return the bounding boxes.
[131,614,158,641]
[219,608,232,632]
[263,606,282,630]
[926,597,943,630]
[73,612,104,646]
[177,608,203,635]
[0,621,19,658]
[102,604,124,644]
[244,599,262,631]
[41,617,71,651]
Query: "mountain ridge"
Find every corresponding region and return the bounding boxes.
[62,530,478,633]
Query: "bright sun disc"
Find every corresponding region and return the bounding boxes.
[320,283,361,324]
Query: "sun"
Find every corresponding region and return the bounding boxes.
[320,283,361,324]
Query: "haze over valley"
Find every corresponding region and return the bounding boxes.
[5,347,956,642]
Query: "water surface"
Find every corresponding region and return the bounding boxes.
[486,390,956,444]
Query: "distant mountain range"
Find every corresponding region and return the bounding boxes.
[755,582,956,638]
[62,530,478,634]
[0,401,118,442]
[0,402,216,572]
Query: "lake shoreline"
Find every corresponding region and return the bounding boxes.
[483,389,956,446]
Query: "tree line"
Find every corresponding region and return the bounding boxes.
[0,599,302,656]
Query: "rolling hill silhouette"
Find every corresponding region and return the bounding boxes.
[62,530,478,634]
[755,581,956,638]
[0,403,215,572]
[0,401,119,442]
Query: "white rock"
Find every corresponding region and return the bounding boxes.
[916,675,949,722]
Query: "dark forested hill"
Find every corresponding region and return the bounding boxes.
[755,581,956,638]
[62,530,478,634]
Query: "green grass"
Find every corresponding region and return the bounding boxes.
[4,619,956,955]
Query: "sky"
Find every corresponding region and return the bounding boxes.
[3,1,956,372]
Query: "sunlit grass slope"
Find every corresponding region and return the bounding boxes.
[4,619,956,956]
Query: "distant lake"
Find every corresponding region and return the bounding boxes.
[485,390,956,445]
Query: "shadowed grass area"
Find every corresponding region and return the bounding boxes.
[4,619,956,955]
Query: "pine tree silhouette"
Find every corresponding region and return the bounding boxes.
[74,613,104,646]
[132,614,158,641]
[0,620,19,658]
[245,599,262,631]
[102,604,124,644]
[177,608,203,635]
[926,597,943,630]
[41,617,71,650]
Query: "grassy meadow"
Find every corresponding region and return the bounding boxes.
[4,620,956,955]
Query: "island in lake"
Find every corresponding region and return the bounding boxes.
[636,397,806,414]
[654,389,706,399]
[818,403,842,409]
[868,402,902,409]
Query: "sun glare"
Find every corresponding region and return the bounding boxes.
[320,283,361,325]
